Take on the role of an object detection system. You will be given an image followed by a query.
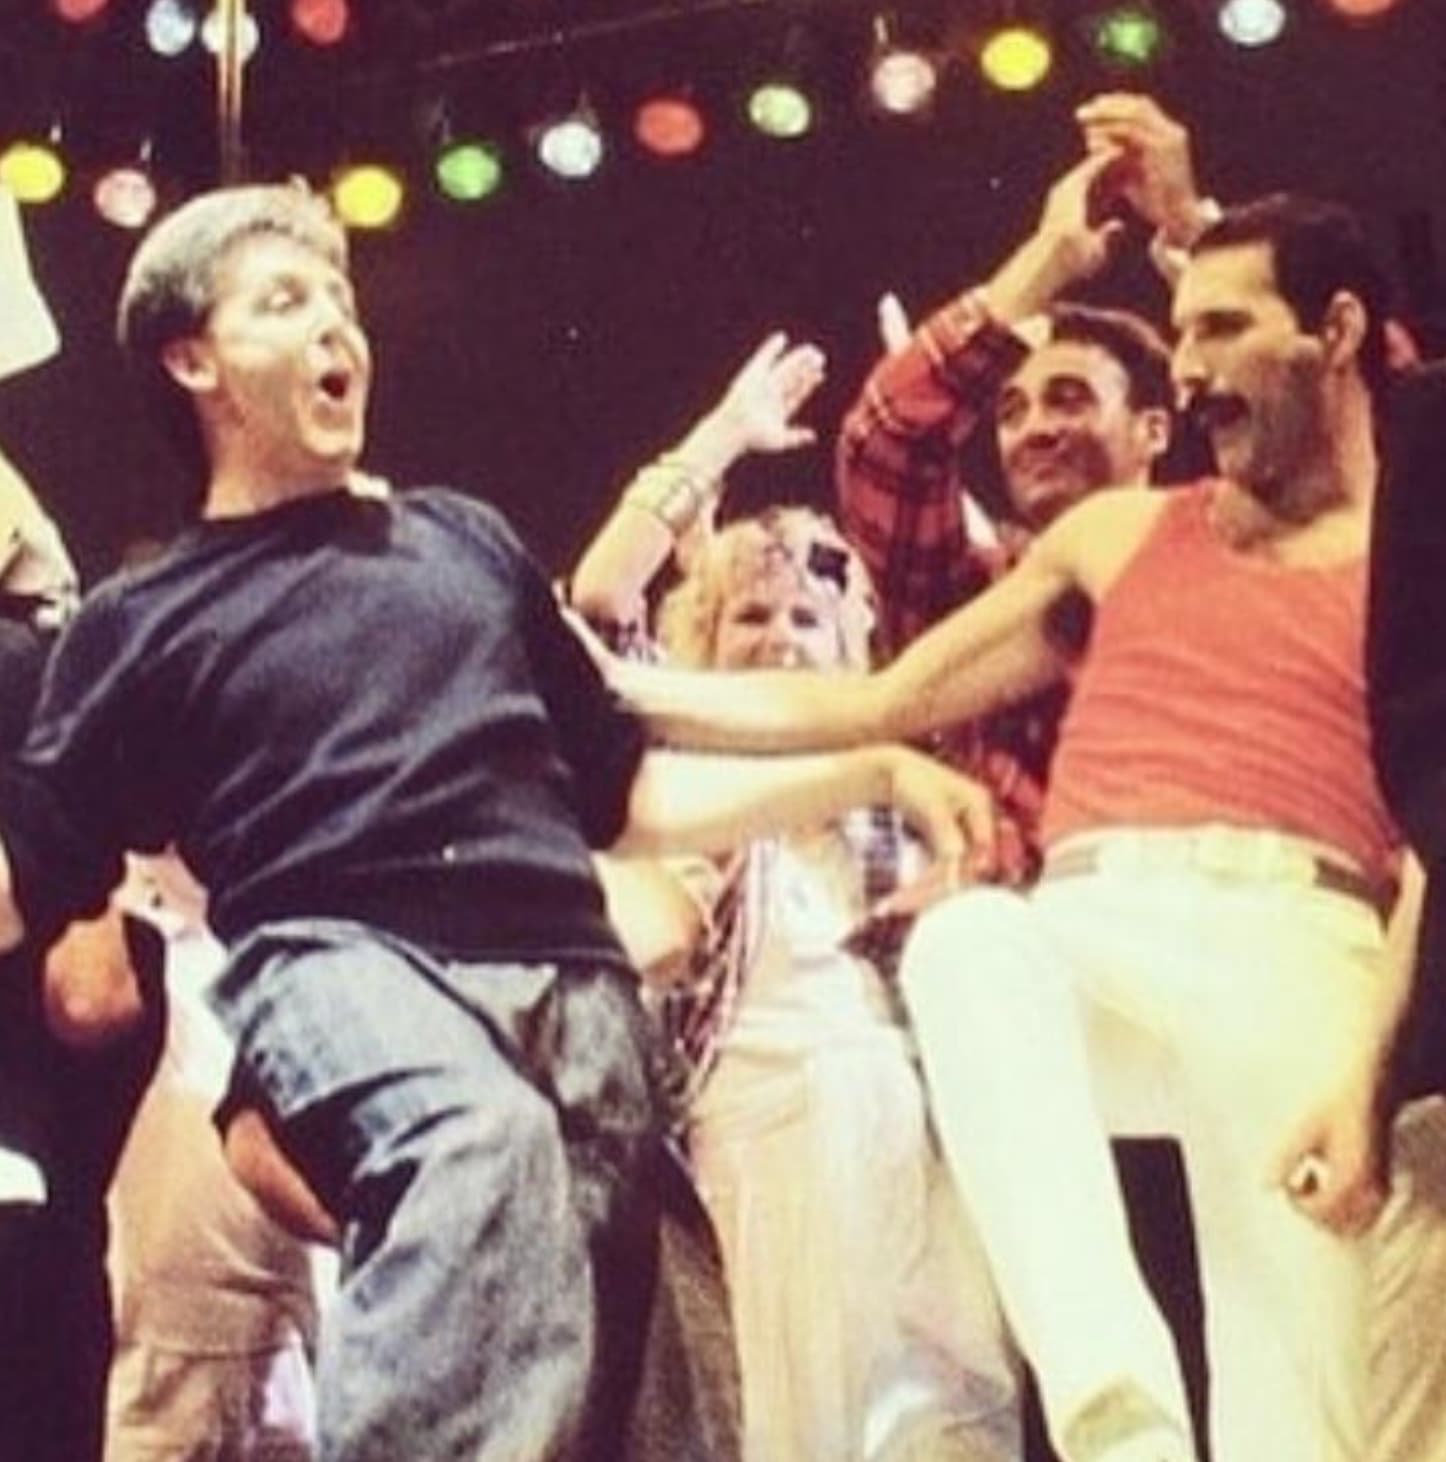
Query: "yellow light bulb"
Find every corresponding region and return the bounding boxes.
[0,142,67,204]
[332,165,403,230]
[980,26,1053,91]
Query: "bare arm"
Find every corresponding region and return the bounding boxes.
[837,153,1130,652]
[571,333,825,627]
[616,742,996,874]
[612,521,1077,753]
[979,149,1130,326]
[1075,93,1214,254]
[593,854,712,986]
[1380,853,1426,1034]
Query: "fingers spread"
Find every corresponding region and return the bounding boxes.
[877,291,912,354]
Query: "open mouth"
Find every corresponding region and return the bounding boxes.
[317,368,352,405]
[1187,391,1248,435]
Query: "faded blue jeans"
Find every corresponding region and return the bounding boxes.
[211,919,674,1462]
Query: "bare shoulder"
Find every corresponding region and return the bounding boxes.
[1032,488,1171,601]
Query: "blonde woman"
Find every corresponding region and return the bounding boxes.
[574,352,1020,1461]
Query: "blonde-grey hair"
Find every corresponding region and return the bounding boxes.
[657,506,876,671]
[116,181,348,498]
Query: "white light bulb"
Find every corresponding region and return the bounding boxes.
[536,118,604,180]
[201,6,260,61]
[1218,0,1288,47]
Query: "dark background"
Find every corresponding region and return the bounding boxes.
[0,0,1443,584]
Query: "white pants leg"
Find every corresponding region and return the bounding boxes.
[691,1021,1020,1462]
[901,862,1385,1462]
[902,884,1190,1454]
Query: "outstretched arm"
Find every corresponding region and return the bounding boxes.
[609,516,1077,753]
[617,742,997,873]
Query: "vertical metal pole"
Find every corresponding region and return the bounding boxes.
[216,0,247,183]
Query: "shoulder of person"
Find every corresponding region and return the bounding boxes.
[400,486,530,556]
[1033,487,1169,584]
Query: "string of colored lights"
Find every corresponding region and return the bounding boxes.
[4,0,1414,230]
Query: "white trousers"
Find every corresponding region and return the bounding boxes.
[901,831,1387,1462]
[691,1011,1021,1462]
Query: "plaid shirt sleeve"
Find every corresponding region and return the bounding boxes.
[836,290,1030,652]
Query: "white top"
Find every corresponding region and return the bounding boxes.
[725,830,897,1041]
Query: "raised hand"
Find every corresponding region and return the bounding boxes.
[706,330,827,458]
[1035,148,1130,284]
[980,148,1131,322]
[877,292,913,356]
[1075,92,1205,246]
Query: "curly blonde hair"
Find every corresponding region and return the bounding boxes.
[657,506,876,671]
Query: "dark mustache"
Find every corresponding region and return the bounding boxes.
[1180,389,1246,430]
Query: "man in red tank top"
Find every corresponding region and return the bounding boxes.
[615,193,1409,1462]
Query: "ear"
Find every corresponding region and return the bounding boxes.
[1136,404,1173,465]
[160,336,218,396]
[1320,290,1368,372]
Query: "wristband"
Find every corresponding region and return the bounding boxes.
[621,453,719,536]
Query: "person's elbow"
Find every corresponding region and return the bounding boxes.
[42,910,146,1047]
[612,768,671,858]
[568,577,643,633]
[594,854,708,987]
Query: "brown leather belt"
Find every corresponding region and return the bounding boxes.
[1041,841,1388,919]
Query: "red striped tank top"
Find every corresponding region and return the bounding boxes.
[1041,483,1398,878]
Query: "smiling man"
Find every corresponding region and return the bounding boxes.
[0,183,997,1461]
[839,148,1176,652]
[837,139,1178,889]
[614,192,1408,1462]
